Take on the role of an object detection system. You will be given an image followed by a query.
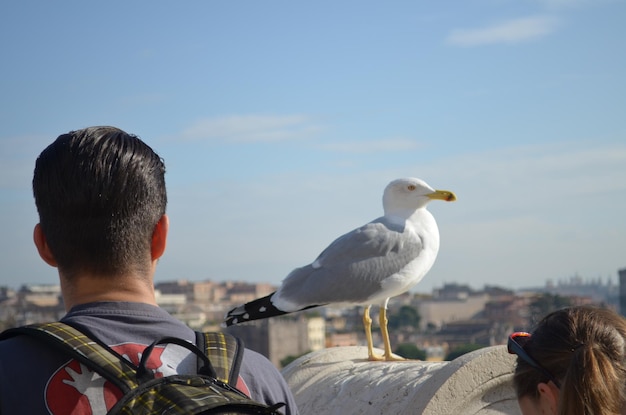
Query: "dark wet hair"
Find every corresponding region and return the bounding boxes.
[32,126,166,279]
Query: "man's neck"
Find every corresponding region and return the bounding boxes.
[60,273,157,311]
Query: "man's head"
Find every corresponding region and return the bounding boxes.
[32,126,167,280]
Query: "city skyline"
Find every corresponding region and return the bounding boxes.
[2,271,621,296]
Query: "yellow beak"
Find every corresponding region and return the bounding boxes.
[427,189,457,202]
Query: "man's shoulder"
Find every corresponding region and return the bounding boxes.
[241,347,275,367]
[239,347,286,385]
[238,348,299,414]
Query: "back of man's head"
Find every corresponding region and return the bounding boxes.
[33,126,167,279]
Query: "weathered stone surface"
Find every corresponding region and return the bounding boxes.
[282,345,521,415]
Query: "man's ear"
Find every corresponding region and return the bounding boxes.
[537,381,559,414]
[33,224,58,267]
[151,214,169,261]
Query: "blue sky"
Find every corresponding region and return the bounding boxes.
[1,0,625,293]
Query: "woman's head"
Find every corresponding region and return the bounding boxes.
[511,306,626,415]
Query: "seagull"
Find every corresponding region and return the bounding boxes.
[224,177,456,361]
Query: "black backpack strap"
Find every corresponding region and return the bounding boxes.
[0,322,138,393]
[195,331,244,387]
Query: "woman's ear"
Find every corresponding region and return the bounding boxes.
[151,214,169,260]
[33,224,58,267]
[537,382,559,414]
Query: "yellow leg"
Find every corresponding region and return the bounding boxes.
[363,306,384,361]
[379,307,405,361]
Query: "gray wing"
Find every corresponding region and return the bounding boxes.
[274,217,423,308]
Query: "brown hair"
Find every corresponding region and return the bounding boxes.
[513,306,626,415]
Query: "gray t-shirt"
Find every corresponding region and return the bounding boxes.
[0,301,298,414]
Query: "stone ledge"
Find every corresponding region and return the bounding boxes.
[281,345,520,415]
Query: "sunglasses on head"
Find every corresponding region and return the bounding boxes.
[508,332,561,388]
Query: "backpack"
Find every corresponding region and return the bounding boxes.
[0,322,285,415]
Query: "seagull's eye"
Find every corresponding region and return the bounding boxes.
[407,185,416,191]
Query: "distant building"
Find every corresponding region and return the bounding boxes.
[155,279,194,295]
[225,314,323,367]
[619,268,626,316]
[155,290,187,308]
[192,280,227,303]
[155,279,277,307]
[416,285,489,331]
[0,286,15,302]
[542,274,617,307]
[483,295,529,331]
[19,284,62,308]
[327,332,359,348]
[222,281,275,305]
[307,316,326,352]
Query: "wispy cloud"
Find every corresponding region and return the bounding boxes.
[446,15,560,47]
[319,137,422,153]
[180,114,322,143]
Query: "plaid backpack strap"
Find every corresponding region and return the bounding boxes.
[195,331,244,387]
[0,322,138,394]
